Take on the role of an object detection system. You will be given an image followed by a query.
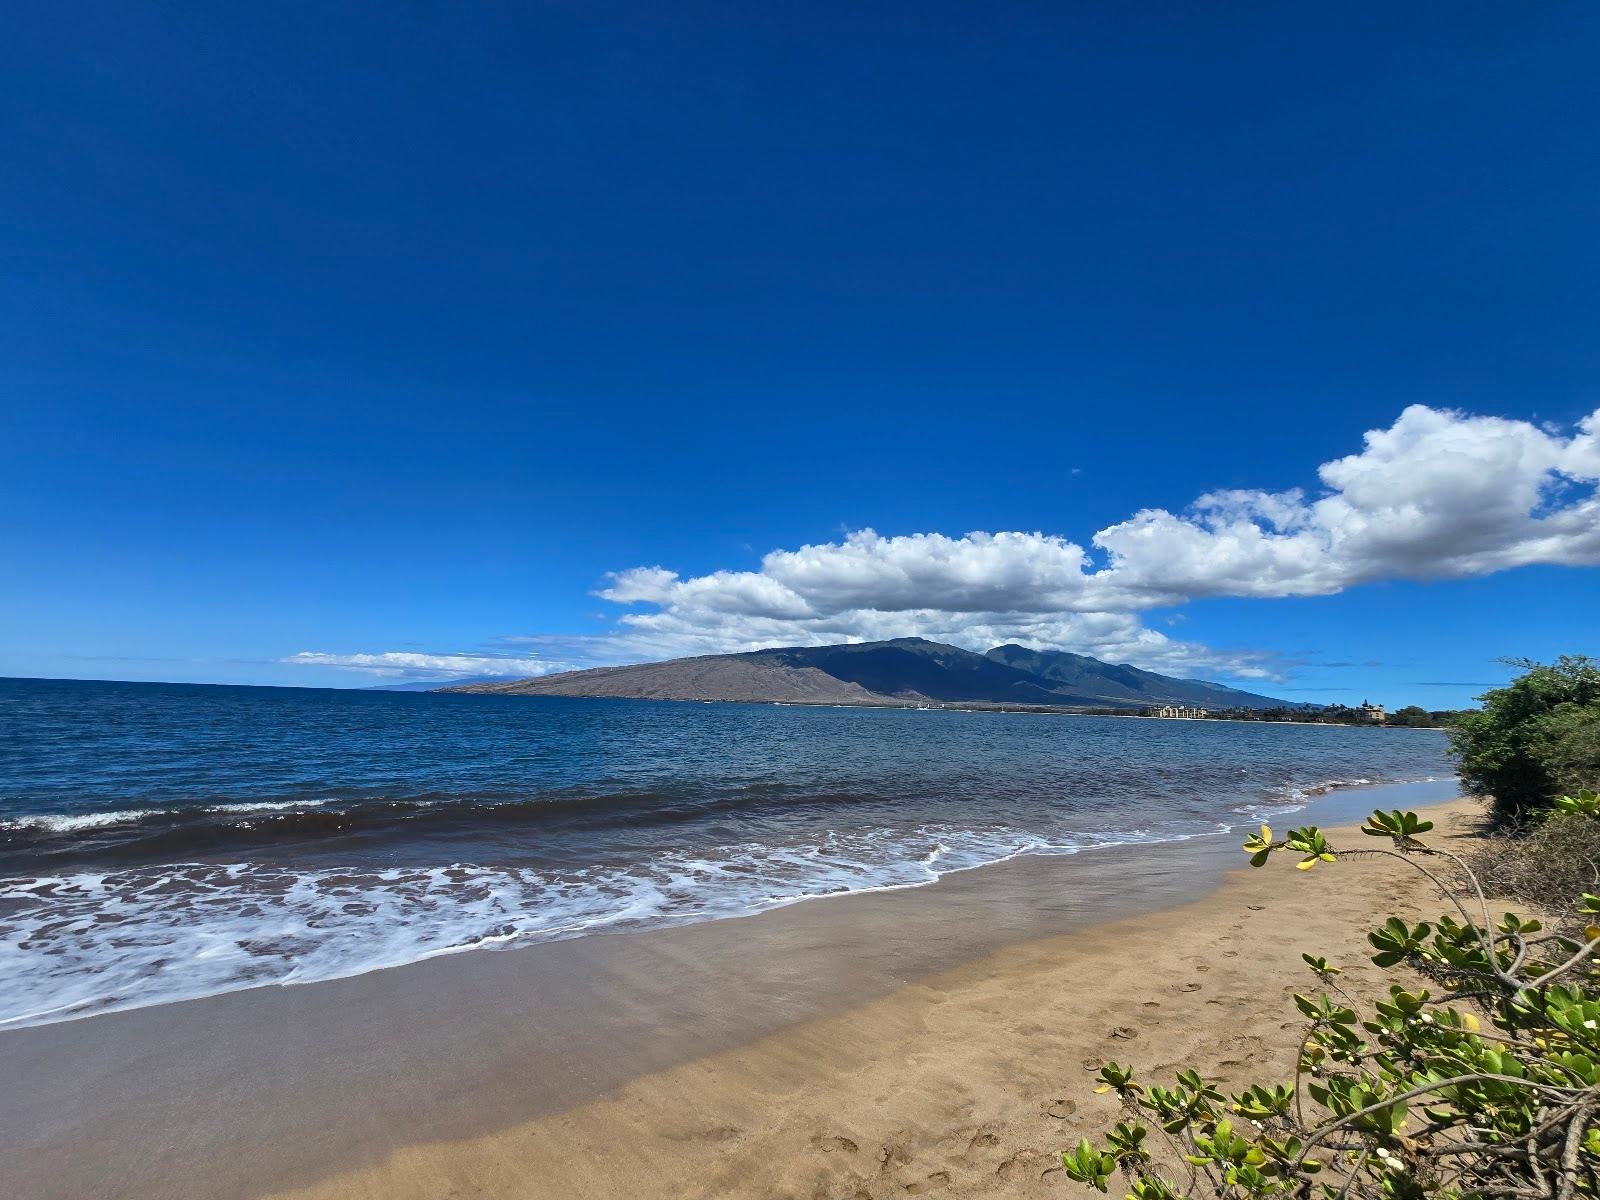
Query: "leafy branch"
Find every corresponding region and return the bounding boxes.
[1062,801,1600,1200]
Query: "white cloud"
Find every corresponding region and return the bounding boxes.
[593,405,1600,677]
[599,530,1161,621]
[288,405,1600,685]
[605,604,1279,679]
[1097,404,1600,597]
[281,651,569,680]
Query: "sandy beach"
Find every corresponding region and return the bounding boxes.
[1,783,1474,1200]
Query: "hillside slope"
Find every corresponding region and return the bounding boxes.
[448,637,1297,710]
[984,644,1289,710]
[748,639,1093,704]
[452,655,889,704]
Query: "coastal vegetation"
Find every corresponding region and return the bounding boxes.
[1472,803,1600,929]
[1142,704,1464,728]
[1062,798,1600,1200]
[1451,657,1600,823]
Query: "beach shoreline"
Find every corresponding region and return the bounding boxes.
[0,782,1470,1200]
[448,685,1456,729]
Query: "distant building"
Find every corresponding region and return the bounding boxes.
[1153,704,1208,719]
[1358,701,1387,723]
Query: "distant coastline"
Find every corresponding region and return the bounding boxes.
[451,688,1453,728]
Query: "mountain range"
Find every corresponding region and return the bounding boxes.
[446,638,1295,710]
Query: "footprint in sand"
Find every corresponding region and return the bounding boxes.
[965,1129,1002,1156]
[904,1171,951,1194]
[877,1137,914,1169]
[1043,1098,1077,1119]
[997,1148,1043,1181]
[812,1134,859,1154]
[1109,1026,1138,1039]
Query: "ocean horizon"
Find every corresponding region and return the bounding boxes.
[0,676,1455,1029]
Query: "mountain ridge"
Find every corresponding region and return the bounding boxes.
[446,637,1296,710]
[982,644,1288,709]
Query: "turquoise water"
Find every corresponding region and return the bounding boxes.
[0,677,1455,1027]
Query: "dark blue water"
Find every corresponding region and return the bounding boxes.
[0,677,1455,1027]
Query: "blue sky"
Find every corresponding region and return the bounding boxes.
[2,2,1596,709]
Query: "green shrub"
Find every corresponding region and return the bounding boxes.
[1062,804,1600,1200]
[1390,706,1436,728]
[1530,706,1600,802]
[1451,656,1600,822]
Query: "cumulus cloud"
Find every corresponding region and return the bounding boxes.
[598,530,1159,618]
[1096,405,1600,597]
[290,405,1600,684]
[605,604,1281,679]
[281,651,569,680]
[595,405,1600,676]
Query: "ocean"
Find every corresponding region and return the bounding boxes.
[0,676,1456,1029]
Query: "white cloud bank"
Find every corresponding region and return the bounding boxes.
[1096,405,1600,599]
[597,405,1600,675]
[290,405,1600,682]
[282,651,568,680]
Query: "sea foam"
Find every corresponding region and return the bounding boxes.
[0,818,1208,1028]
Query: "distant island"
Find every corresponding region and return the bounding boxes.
[445,637,1285,708]
[436,637,1434,724]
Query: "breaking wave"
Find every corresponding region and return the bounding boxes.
[0,775,1438,1029]
[0,678,1457,1029]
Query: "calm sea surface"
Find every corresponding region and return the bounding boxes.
[0,677,1455,1028]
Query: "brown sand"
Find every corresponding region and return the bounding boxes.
[260,797,1482,1200]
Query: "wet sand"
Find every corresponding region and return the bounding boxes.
[0,782,1470,1200]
